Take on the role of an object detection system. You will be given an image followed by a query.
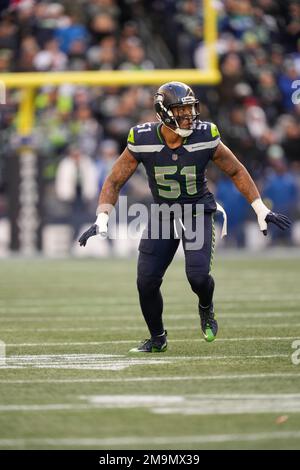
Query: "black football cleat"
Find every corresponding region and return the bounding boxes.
[129,330,168,353]
[199,303,218,342]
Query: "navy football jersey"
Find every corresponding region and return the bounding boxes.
[127,121,220,211]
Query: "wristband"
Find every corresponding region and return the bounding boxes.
[251,198,269,217]
[95,212,109,236]
[251,198,270,231]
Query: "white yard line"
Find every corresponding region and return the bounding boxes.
[1,353,291,360]
[0,372,300,384]
[0,353,175,371]
[0,431,300,447]
[0,404,92,411]
[0,352,290,371]
[80,393,300,415]
[110,393,300,415]
[1,393,300,415]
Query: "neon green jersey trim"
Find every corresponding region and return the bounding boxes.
[156,124,164,144]
[211,124,219,138]
[127,128,135,144]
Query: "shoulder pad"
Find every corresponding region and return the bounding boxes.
[127,122,158,145]
[193,121,220,143]
[127,122,164,156]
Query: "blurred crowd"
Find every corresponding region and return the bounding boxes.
[1,0,300,247]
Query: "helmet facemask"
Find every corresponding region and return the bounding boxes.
[155,93,200,137]
[169,103,200,137]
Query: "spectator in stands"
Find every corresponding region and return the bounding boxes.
[96,139,119,191]
[55,145,98,240]
[256,69,283,124]
[54,13,88,55]
[263,145,298,243]
[281,117,300,166]
[33,38,67,71]
[216,176,249,248]
[71,104,103,158]
[87,35,118,70]
[118,37,154,70]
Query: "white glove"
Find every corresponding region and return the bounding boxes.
[95,212,109,238]
[251,198,270,232]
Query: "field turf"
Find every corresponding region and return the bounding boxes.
[0,255,300,450]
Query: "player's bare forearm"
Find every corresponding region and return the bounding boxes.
[98,148,138,213]
[230,168,260,203]
[213,142,260,204]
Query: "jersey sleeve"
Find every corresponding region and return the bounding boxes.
[126,126,142,163]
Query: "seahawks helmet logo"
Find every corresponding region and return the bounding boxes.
[181,96,196,104]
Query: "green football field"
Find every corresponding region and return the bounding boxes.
[0,254,300,450]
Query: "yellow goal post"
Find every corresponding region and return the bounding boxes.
[0,0,221,137]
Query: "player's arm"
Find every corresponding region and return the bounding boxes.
[98,148,138,212]
[212,141,291,235]
[213,142,260,203]
[79,148,138,246]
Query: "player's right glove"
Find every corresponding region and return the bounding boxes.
[251,198,292,236]
[78,213,109,247]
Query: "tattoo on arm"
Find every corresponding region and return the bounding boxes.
[98,148,138,213]
[212,142,260,203]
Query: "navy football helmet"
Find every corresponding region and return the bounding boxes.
[154,81,200,136]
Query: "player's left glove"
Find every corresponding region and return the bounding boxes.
[251,198,292,236]
[78,212,109,247]
[264,212,291,235]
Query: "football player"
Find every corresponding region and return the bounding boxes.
[79,82,291,352]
